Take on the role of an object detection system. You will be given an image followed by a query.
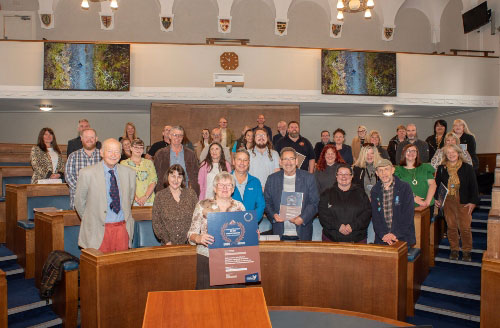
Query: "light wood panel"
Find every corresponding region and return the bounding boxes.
[0,143,67,163]
[481,252,500,328]
[150,103,299,145]
[143,288,271,328]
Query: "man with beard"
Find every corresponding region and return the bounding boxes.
[65,128,102,208]
[264,147,319,240]
[395,123,429,163]
[249,127,280,188]
[67,119,102,156]
[275,121,315,173]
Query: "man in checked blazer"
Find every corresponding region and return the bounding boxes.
[264,147,319,241]
[75,138,136,252]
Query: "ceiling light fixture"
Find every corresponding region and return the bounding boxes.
[383,108,395,117]
[110,0,118,9]
[336,0,374,21]
[81,0,89,9]
[39,104,53,112]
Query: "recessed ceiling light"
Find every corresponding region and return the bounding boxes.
[383,108,395,116]
[39,104,53,111]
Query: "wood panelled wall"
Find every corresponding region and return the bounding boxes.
[150,104,300,145]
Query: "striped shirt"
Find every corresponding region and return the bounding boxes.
[65,148,101,208]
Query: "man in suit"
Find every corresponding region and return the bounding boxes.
[74,138,136,253]
[153,126,200,195]
[67,119,102,156]
[264,147,319,240]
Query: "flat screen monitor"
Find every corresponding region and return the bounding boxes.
[462,1,491,34]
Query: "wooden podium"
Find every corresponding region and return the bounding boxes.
[142,287,271,328]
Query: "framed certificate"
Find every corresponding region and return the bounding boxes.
[279,191,304,221]
[207,210,261,286]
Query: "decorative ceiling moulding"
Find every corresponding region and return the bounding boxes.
[99,1,115,30]
[273,0,293,36]
[0,87,496,109]
[38,0,59,29]
[216,0,234,34]
[157,0,175,32]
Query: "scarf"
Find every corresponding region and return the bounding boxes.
[445,159,462,196]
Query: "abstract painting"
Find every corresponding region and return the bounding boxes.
[43,42,130,91]
[321,50,396,96]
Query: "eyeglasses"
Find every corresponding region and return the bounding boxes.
[406,149,417,154]
[255,134,267,138]
[132,146,144,149]
[212,134,221,137]
[217,183,233,190]
[282,157,296,162]
[171,133,184,138]
[337,173,352,177]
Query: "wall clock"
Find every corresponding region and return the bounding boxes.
[220,52,239,70]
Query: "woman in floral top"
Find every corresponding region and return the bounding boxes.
[187,171,245,289]
[120,138,157,206]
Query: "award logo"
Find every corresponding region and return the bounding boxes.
[221,220,245,246]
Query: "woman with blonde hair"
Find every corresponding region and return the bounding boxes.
[119,122,137,143]
[452,119,478,171]
[352,143,382,243]
[435,144,479,261]
[430,132,472,169]
[368,130,389,160]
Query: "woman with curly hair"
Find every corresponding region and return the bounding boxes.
[314,144,346,194]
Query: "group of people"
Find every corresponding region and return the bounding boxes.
[28,115,480,288]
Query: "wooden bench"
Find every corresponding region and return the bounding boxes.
[6,184,70,278]
[0,143,67,164]
[0,269,6,328]
[34,207,153,328]
[480,251,500,328]
[80,241,408,327]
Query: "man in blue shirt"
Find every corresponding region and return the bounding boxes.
[231,149,265,222]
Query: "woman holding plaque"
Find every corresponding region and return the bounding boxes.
[187,171,245,289]
[152,164,198,245]
[435,144,478,262]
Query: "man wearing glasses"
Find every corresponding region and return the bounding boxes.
[264,147,319,241]
[395,124,430,164]
[153,126,200,196]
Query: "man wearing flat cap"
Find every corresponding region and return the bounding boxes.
[370,159,416,246]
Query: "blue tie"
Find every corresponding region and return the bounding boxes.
[109,170,120,214]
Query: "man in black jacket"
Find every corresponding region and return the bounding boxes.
[318,164,371,243]
[67,119,101,156]
[370,159,416,246]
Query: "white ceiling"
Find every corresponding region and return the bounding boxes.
[0,98,492,118]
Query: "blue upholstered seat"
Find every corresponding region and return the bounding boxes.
[63,261,79,271]
[64,225,81,259]
[27,195,70,220]
[0,196,4,202]
[258,216,323,241]
[132,220,161,248]
[407,247,421,262]
[17,220,35,229]
[0,162,30,166]
[2,176,32,197]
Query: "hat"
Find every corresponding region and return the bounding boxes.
[375,159,393,169]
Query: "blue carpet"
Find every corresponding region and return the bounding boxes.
[407,310,480,328]
[416,291,480,316]
[8,305,60,328]
[0,244,15,257]
[0,260,22,273]
[422,261,481,295]
[471,211,489,220]
[439,235,487,251]
[7,278,43,309]
[471,221,487,229]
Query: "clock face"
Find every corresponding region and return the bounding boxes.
[220,52,239,70]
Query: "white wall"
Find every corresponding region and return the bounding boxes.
[0,112,150,146]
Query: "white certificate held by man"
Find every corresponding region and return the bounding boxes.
[207,210,260,286]
[279,191,304,221]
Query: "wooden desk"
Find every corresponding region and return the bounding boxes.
[5,183,69,250]
[0,166,33,243]
[143,288,271,328]
[414,206,430,278]
[480,252,500,328]
[80,242,407,327]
